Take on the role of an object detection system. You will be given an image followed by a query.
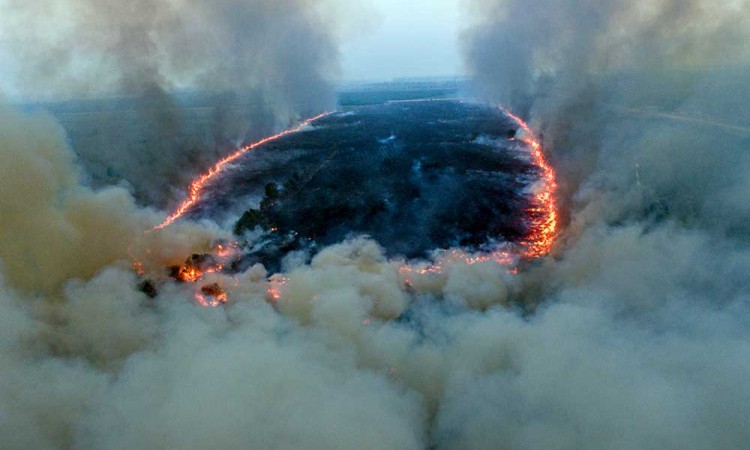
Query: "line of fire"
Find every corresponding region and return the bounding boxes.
[133,104,559,307]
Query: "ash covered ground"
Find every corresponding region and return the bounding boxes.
[184,100,537,270]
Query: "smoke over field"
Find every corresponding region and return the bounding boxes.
[0,0,338,205]
[1,0,750,449]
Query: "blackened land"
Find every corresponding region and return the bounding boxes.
[190,100,538,270]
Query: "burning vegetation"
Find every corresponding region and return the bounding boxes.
[501,107,559,258]
[143,102,559,307]
[153,112,332,231]
[134,242,242,307]
[169,253,223,283]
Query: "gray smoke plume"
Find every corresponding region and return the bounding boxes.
[0,0,338,206]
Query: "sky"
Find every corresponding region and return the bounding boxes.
[0,0,467,100]
[338,0,466,81]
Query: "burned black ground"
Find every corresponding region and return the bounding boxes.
[186,100,539,271]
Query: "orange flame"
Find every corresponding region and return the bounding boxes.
[500,107,559,258]
[176,264,203,283]
[153,112,333,230]
[196,283,228,307]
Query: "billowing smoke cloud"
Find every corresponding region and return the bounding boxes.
[2,1,750,449]
[455,0,750,447]
[0,0,338,205]
[464,0,750,211]
[0,104,429,449]
[0,106,224,295]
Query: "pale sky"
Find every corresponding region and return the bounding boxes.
[339,0,466,81]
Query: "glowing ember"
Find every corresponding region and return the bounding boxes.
[141,105,558,307]
[196,283,228,307]
[399,247,517,287]
[215,243,236,259]
[267,275,288,303]
[153,112,332,230]
[132,260,145,277]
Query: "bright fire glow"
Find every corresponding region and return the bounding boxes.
[153,112,332,230]
[500,107,559,258]
[175,265,203,283]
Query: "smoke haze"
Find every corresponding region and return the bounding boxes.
[457,0,750,447]
[1,0,750,449]
[0,0,338,205]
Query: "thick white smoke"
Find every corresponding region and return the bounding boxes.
[455,0,750,448]
[0,106,432,449]
[2,0,750,449]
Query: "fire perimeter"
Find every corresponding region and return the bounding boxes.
[501,107,559,259]
[397,106,559,286]
[153,111,332,230]
[146,106,559,306]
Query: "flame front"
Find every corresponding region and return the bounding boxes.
[500,107,559,258]
[396,106,559,289]
[153,112,332,230]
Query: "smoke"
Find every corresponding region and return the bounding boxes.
[0,0,338,205]
[464,0,750,211]
[1,0,337,109]
[2,1,750,449]
[454,0,750,447]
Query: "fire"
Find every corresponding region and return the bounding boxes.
[132,260,145,277]
[169,253,224,283]
[399,247,517,287]
[129,242,239,307]
[175,265,203,282]
[153,112,332,230]
[140,105,558,307]
[267,275,288,303]
[196,283,228,307]
[167,244,242,306]
[500,107,559,258]
[394,106,559,290]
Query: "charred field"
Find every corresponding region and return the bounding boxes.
[180,100,540,271]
